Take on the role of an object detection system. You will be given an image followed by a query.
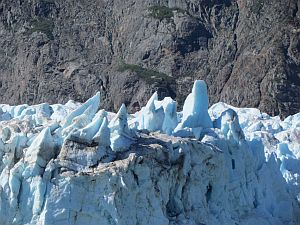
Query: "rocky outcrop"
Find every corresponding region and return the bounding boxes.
[0,0,299,117]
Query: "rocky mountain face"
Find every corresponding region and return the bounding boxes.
[0,0,299,117]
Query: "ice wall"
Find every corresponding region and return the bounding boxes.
[0,81,299,225]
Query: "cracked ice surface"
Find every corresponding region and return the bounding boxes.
[0,80,299,225]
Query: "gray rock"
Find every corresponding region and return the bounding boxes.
[59,139,115,167]
[0,0,299,117]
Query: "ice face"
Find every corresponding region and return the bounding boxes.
[209,101,300,206]
[0,81,299,225]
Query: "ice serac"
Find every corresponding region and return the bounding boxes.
[174,80,212,138]
[69,109,108,144]
[215,108,245,145]
[138,92,164,132]
[61,93,101,142]
[23,127,55,176]
[109,104,136,152]
[161,97,178,135]
[93,117,110,146]
[62,91,100,129]
[182,80,212,127]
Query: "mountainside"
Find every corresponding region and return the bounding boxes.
[0,0,300,117]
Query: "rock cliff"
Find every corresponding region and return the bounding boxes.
[0,0,299,117]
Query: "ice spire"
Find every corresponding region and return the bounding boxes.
[62,92,100,129]
[109,104,136,152]
[138,92,164,132]
[68,109,107,144]
[93,117,111,146]
[174,80,212,138]
[161,97,177,135]
[181,80,212,128]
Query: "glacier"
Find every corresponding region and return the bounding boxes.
[0,80,299,225]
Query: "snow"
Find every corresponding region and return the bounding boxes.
[0,80,299,225]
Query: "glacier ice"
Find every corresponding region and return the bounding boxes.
[68,109,107,144]
[137,92,178,135]
[174,80,213,138]
[177,80,212,128]
[161,97,178,135]
[109,104,136,152]
[62,91,100,129]
[0,107,11,121]
[0,80,299,225]
[93,117,110,146]
[137,92,164,132]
